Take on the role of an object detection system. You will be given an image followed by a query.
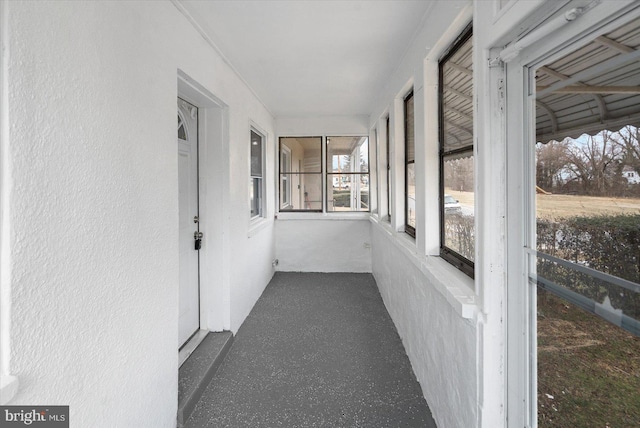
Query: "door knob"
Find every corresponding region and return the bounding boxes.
[194,231,203,239]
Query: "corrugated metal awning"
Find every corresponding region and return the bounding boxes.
[536,18,640,142]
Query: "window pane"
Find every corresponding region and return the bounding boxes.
[250,177,262,217]
[327,174,369,212]
[443,154,474,261]
[533,20,640,425]
[535,132,640,283]
[406,163,415,229]
[251,130,262,177]
[326,136,369,173]
[279,173,322,211]
[405,94,414,162]
[280,137,321,173]
[441,35,473,153]
[534,134,640,329]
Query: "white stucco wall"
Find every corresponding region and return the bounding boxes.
[275,219,371,273]
[1,1,275,426]
[277,115,369,136]
[371,224,477,428]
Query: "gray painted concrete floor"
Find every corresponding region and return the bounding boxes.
[185,272,436,428]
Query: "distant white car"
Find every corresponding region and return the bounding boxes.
[444,194,461,214]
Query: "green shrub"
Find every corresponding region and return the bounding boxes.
[332,190,369,208]
[444,213,474,261]
[537,214,640,317]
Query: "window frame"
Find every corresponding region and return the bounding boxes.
[438,24,474,278]
[280,144,292,209]
[250,127,266,220]
[404,90,415,238]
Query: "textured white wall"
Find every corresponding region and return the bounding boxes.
[2,1,275,426]
[275,219,371,273]
[276,115,369,136]
[371,225,477,428]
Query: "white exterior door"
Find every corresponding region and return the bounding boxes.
[177,98,200,347]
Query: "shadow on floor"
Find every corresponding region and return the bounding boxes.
[185,272,436,427]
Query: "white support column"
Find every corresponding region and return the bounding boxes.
[390,97,406,233]
[422,59,440,255]
[413,63,427,255]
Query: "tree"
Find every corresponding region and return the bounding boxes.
[611,125,640,175]
[536,139,570,192]
[564,131,622,196]
[443,155,473,192]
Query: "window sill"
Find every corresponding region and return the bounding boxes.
[369,216,477,319]
[248,217,273,238]
[276,212,371,221]
[0,375,19,404]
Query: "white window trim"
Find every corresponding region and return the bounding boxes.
[248,120,272,237]
[250,126,266,221]
[280,144,292,209]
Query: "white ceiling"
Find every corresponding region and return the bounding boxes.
[179,0,436,117]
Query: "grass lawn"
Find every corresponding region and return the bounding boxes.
[535,194,640,219]
[446,190,640,219]
[538,289,640,427]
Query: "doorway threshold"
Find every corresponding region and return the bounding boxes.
[179,330,209,368]
[177,331,234,428]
